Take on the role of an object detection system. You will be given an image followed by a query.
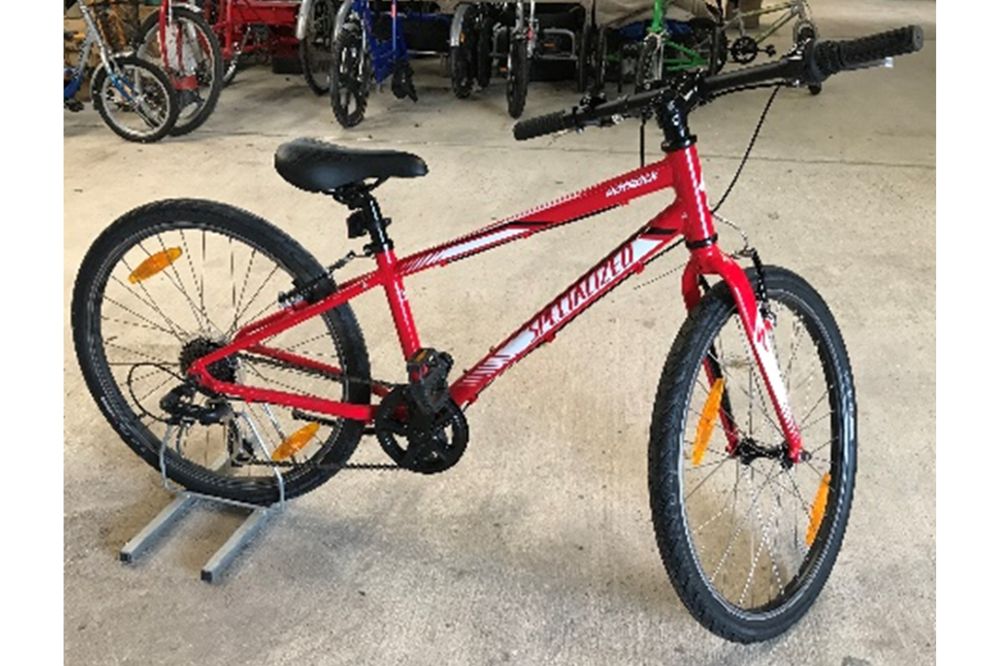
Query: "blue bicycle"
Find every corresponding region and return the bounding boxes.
[329,0,451,127]
[65,0,179,142]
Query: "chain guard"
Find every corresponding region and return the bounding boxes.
[374,387,468,474]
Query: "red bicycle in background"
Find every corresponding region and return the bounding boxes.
[72,27,922,642]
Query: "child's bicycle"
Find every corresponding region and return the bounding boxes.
[632,0,727,92]
[329,1,451,128]
[71,25,922,642]
[64,0,179,142]
[721,0,817,67]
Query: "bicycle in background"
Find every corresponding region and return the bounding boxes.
[65,0,179,142]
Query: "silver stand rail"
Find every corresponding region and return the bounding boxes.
[119,416,287,584]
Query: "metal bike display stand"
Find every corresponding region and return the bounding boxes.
[119,416,286,584]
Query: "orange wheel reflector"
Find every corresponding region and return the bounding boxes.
[272,422,320,461]
[806,473,831,546]
[692,378,725,466]
[128,247,182,283]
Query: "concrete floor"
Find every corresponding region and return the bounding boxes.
[64,1,935,664]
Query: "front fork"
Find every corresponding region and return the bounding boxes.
[681,247,804,463]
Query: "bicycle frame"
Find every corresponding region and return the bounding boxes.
[189,142,806,462]
[66,4,142,105]
[345,0,409,84]
[723,0,811,44]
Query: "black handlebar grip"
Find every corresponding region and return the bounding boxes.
[513,110,575,141]
[811,25,923,80]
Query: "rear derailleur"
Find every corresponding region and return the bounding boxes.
[374,348,468,474]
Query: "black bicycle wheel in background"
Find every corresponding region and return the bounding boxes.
[92,55,179,143]
[576,23,593,93]
[593,25,608,92]
[72,199,372,506]
[506,36,529,118]
[476,14,495,88]
[330,22,372,128]
[136,7,224,136]
[633,33,658,93]
[649,267,856,642]
[301,0,337,95]
[449,6,478,98]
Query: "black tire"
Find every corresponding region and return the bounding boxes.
[634,33,658,93]
[476,16,495,88]
[301,0,336,95]
[450,46,475,98]
[330,23,371,128]
[506,36,529,119]
[808,83,822,95]
[71,199,371,506]
[136,7,224,136]
[92,55,179,143]
[649,267,856,642]
[593,25,608,91]
[576,24,592,93]
[450,6,477,98]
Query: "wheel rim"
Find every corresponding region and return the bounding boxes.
[678,291,848,615]
[81,222,354,488]
[99,64,173,138]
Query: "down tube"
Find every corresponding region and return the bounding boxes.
[450,224,682,408]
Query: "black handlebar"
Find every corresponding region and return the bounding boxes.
[513,25,924,141]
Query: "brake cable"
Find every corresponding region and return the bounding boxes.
[711,85,781,213]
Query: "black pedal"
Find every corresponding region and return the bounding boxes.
[406,348,454,415]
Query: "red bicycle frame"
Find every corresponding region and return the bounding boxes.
[189,143,805,462]
[205,0,300,62]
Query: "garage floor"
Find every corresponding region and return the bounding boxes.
[64,1,935,664]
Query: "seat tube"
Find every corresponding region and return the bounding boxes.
[375,249,422,359]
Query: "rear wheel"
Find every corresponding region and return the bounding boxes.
[476,15,495,88]
[449,6,477,98]
[649,267,856,642]
[330,23,372,128]
[301,0,336,95]
[136,7,224,136]
[506,36,528,118]
[92,55,179,143]
[71,199,371,506]
[576,23,593,93]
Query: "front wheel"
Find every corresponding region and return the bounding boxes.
[92,55,179,143]
[649,266,856,642]
[71,199,372,505]
[330,23,372,128]
[300,0,337,95]
[506,36,529,119]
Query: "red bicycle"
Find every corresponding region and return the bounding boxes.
[134,1,225,136]
[199,0,303,85]
[72,26,922,642]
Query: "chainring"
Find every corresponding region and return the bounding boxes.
[730,35,759,64]
[374,387,468,474]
